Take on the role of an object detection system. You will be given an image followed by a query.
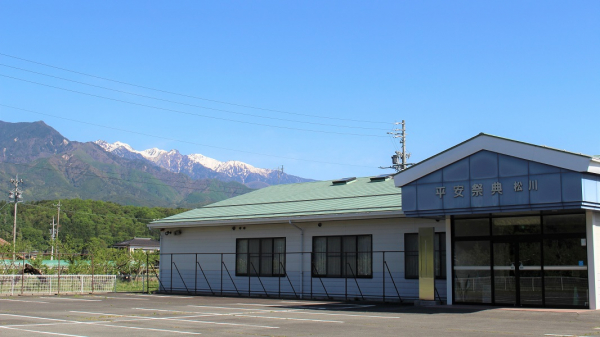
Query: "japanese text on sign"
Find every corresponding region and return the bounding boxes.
[436,180,538,198]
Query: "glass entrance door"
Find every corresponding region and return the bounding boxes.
[493,241,542,306]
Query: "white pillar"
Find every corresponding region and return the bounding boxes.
[445,215,453,305]
[586,210,600,310]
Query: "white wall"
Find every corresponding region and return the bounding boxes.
[158,216,446,302]
[587,210,600,309]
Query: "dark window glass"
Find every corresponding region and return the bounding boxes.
[404,233,419,279]
[544,237,588,306]
[313,237,326,276]
[312,235,372,278]
[492,216,541,235]
[236,238,286,277]
[357,235,372,276]
[543,214,586,234]
[453,240,491,304]
[454,218,490,237]
[405,233,446,279]
[544,238,587,267]
[249,238,260,275]
[236,240,248,275]
[436,233,447,279]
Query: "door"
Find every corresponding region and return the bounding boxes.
[493,240,542,306]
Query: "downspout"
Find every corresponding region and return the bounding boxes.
[288,220,304,298]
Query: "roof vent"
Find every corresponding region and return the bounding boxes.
[332,177,357,185]
[370,174,392,182]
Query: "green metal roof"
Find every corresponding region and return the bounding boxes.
[150,177,402,226]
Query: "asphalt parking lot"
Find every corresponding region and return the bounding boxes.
[1,293,600,336]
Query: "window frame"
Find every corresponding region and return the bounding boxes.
[404,232,446,280]
[235,237,286,277]
[311,234,373,279]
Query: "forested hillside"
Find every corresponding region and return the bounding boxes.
[0,199,187,252]
[0,121,253,208]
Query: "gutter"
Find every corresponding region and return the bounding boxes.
[148,210,405,229]
[288,220,304,299]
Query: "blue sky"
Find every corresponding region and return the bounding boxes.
[1,1,598,181]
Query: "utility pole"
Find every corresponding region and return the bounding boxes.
[50,217,56,260]
[53,201,61,254]
[276,165,284,185]
[380,120,414,172]
[8,175,24,261]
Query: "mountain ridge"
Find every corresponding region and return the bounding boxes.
[0,121,252,208]
[94,140,314,188]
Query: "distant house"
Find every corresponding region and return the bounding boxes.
[0,237,8,246]
[112,238,160,252]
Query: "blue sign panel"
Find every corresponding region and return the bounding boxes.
[401,151,600,217]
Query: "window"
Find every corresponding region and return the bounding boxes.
[404,233,446,279]
[312,235,372,278]
[236,238,286,277]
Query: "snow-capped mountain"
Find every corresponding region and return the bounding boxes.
[94,140,313,188]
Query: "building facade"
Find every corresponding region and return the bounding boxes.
[151,134,600,309]
[395,133,600,308]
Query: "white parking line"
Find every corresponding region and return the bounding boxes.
[125,294,194,299]
[0,313,73,323]
[69,311,126,317]
[236,302,376,311]
[234,314,343,323]
[1,312,202,335]
[91,321,202,335]
[0,298,49,303]
[235,302,358,307]
[322,304,376,308]
[188,305,274,312]
[0,326,86,337]
[133,308,241,316]
[132,307,343,323]
[70,310,279,329]
[279,310,399,319]
[2,322,83,328]
[278,301,333,304]
[187,304,397,318]
[235,303,287,307]
[40,297,101,302]
[87,296,148,301]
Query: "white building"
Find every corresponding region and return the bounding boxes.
[150,134,600,309]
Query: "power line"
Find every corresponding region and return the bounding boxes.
[0,52,390,125]
[0,162,252,195]
[0,64,388,132]
[0,104,376,169]
[0,74,386,138]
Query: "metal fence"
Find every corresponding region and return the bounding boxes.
[0,275,116,295]
[0,251,155,295]
[155,251,448,302]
